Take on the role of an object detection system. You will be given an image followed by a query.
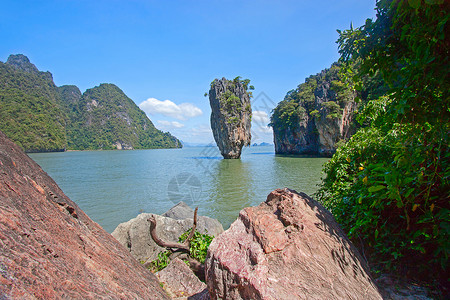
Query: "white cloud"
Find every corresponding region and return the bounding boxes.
[252,110,270,125]
[156,120,185,129]
[139,98,202,120]
[252,110,272,133]
[251,110,273,143]
[191,125,213,137]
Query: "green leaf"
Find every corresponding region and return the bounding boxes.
[368,185,386,193]
[404,188,415,198]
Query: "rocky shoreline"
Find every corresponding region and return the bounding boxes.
[0,130,438,299]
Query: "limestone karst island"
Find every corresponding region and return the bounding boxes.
[0,0,448,299]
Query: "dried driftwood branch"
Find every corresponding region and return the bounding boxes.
[147,207,198,251]
[147,207,204,279]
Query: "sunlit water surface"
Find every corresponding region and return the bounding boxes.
[29,146,328,233]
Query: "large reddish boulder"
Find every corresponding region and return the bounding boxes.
[205,188,382,300]
[0,131,169,299]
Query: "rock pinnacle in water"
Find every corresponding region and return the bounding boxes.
[208,77,252,159]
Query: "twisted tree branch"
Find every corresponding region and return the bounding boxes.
[147,207,198,251]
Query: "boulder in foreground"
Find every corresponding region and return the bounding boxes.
[0,130,169,299]
[156,258,210,300]
[205,188,382,300]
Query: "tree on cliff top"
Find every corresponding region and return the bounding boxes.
[317,0,449,286]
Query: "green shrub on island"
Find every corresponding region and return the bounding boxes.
[316,0,448,284]
[148,250,171,272]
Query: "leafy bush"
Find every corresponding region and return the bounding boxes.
[322,101,342,119]
[317,121,449,276]
[179,228,214,264]
[317,0,449,283]
[147,228,214,271]
[148,250,171,272]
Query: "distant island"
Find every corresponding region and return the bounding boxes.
[0,54,181,152]
[251,142,273,147]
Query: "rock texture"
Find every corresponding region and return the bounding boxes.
[156,258,210,299]
[205,188,382,300]
[163,201,198,220]
[271,63,357,157]
[209,77,252,159]
[0,130,170,299]
[112,202,224,263]
[7,54,40,75]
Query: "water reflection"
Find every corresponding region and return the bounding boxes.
[207,159,254,229]
[29,147,328,233]
[273,155,329,197]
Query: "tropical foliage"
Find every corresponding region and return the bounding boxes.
[65,83,181,150]
[209,76,254,119]
[0,58,181,152]
[317,0,449,283]
[147,228,214,271]
[269,63,360,131]
[179,228,214,264]
[0,62,67,152]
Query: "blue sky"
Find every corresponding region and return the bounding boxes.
[0,0,376,144]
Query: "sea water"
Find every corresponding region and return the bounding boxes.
[29,146,328,233]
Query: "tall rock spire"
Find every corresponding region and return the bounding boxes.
[208,77,252,159]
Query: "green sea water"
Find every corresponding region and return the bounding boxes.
[29,146,328,233]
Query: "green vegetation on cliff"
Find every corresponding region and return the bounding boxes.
[270,63,385,132]
[66,83,180,150]
[269,62,388,156]
[208,76,253,159]
[211,76,254,120]
[270,64,344,131]
[0,55,181,152]
[0,58,66,152]
[317,0,448,284]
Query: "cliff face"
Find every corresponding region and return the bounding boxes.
[209,77,252,159]
[270,64,357,157]
[0,130,170,299]
[0,54,182,151]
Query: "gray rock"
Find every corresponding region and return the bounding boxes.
[208,77,252,159]
[163,201,194,220]
[6,54,40,74]
[375,274,434,300]
[156,258,210,300]
[112,205,223,262]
